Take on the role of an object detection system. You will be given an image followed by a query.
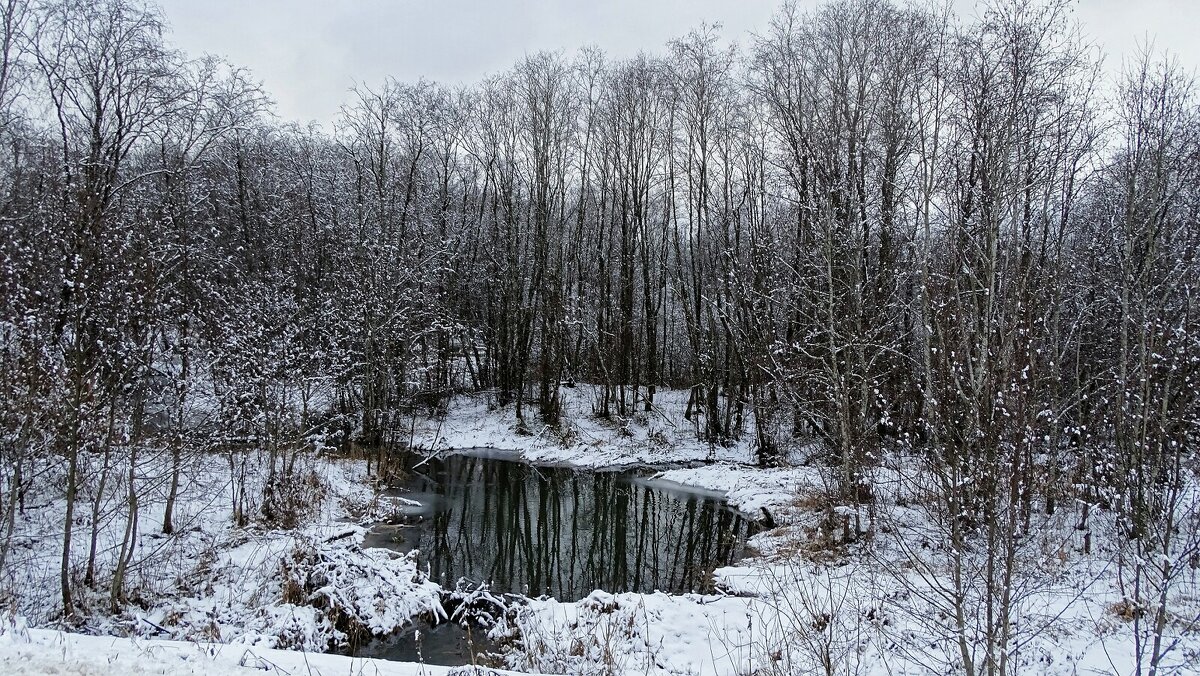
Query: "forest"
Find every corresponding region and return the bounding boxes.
[0,0,1197,674]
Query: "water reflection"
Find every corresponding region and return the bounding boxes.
[376,452,758,600]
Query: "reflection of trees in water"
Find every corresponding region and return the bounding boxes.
[409,455,754,599]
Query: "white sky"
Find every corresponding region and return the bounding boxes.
[156,0,1200,125]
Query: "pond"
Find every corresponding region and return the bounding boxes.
[356,449,760,665]
[365,450,759,599]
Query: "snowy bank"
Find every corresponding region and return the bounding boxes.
[3,449,448,654]
[409,387,765,469]
[0,620,526,675]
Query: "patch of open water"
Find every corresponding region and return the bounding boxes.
[356,449,759,665]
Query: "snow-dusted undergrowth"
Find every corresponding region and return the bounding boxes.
[403,388,1200,675]
[1,447,445,654]
[4,386,1199,675]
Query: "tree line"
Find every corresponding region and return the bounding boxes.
[0,0,1196,668]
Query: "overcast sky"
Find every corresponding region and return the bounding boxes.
[156,0,1199,125]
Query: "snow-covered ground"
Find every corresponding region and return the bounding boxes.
[2,447,451,657]
[0,620,519,675]
[6,386,1200,674]
[409,388,1200,674]
[410,386,768,469]
[410,387,821,526]
[490,531,1191,675]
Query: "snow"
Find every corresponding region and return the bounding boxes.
[132,526,446,652]
[0,621,525,675]
[651,464,814,517]
[409,387,762,469]
[2,449,446,655]
[6,386,1200,675]
[399,390,1200,674]
[488,543,1199,675]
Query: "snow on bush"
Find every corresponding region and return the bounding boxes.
[279,537,447,648]
[137,530,445,652]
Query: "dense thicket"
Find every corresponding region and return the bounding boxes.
[0,0,1196,671]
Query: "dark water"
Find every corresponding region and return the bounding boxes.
[356,621,495,665]
[356,450,758,666]
[366,450,758,600]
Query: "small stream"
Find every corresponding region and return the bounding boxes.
[356,449,759,664]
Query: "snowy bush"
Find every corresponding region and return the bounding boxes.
[276,538,447,650]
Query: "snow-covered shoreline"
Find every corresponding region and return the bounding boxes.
[409,388,816,523]
[0,622,521,675]
[0,448,455,655]
[407,389,1200,675]
[0,387,810,675]
[5,386,1200,675]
